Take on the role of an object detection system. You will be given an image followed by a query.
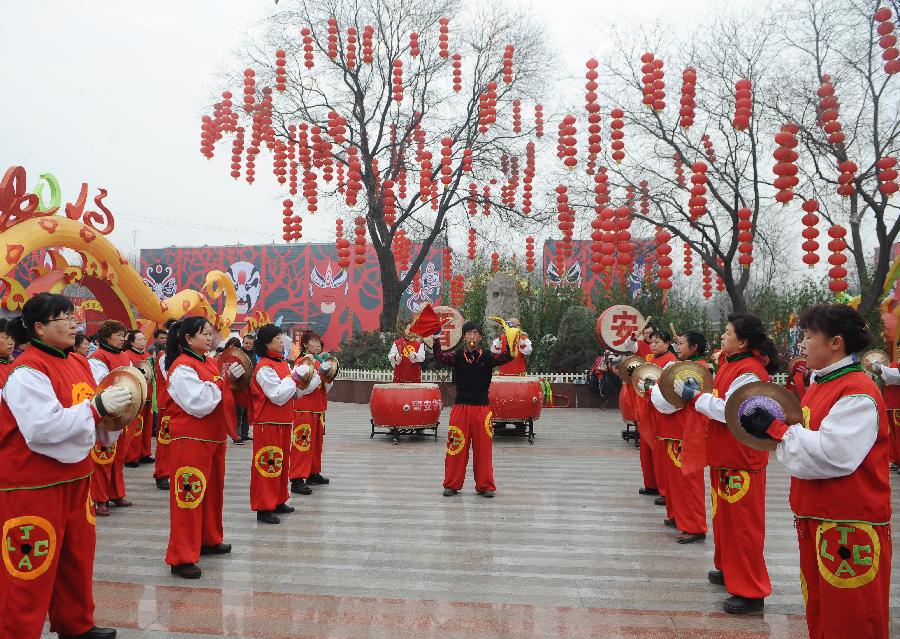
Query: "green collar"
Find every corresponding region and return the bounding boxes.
[30,338,68,359]
[99,341,122,354]
[814,362,864,384]
[183,348,206,363]
[726,351,753,363]
[684,355,705,362]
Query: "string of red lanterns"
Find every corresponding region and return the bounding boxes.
[673,154,686,188]
[452,53,462,92]
[679,67,697,128]
[875,6,900,74]
[503,45,514,84]
[610,108,625,164]
[335,219,351,268]
[409,31,420,58]
[827,225,849,293]
[733,78,752,131]
[702,134,717,164]
[327,18,339,59]
[817,75,845,146]
[702,261,713,299]
[689,161,708,220]
[737,207,753,268]
[438,17,449,58]
[772,123,799,205]
[467,227,476,260]
[534,104,544,138]
[878,156,899,196]
[683,242,693,276]
[362,25,374,64]
[801,199,820,269]
[715,258,726,293]
[837,160,857,198]
[491,252,500,273]
[525,236,535,273]
[301,28,315,69]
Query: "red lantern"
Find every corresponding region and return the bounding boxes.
[327,17,339,59]
[512,99,522,133]
[442,246,453,297]
[491,252,500,273]
[702,261,712,299]
[274,49,287,92]
[827,225,849,293]
[503,45,514,84]
[715,258,726,293]
[523,142,536,215]
[301,28,315,69]
[346,146,362,206]
[242,68,256,113]
[467,182,478,216]
[534,104,544,138]
[610,108,625,164]
[772,123,799,205]
[876,6,900,74]
[589,212,603,275]
[440,137,454,187]
[683,242,693,276]
[640,52,655,109]
[438,17,449,58]
[559,114,577,170]
[702,134,717,164]
[467,227,477,261]
[817,75,845,146]
[673,154,686,188]
[362,25,374,64]
[801,199,820,268]
[392,60,404,103]
[419,149,433,201]
[733,78,752,130]
[382,179,397,227]
[737,207,753,268]
[525,236,535,273]
[482,185,491,216]
[585,59,602,164]
[640,180,650,217]
[452,53,462,92]
[837,159,857,197]
[878,156,899,196]
[335,219,351,268]
[655,226,673,294]
[409,32,420,57]
[679,67,697,128]
[229,126,244,180]
[615,205,633,273]
[689,161,708,220]
[283,199,294,241]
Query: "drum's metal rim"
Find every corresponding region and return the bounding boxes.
[372,383,440,388]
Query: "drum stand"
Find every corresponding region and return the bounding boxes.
[622,421,639,448]
[370,420,440,445]
[493,418,536,445]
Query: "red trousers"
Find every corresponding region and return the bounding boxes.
[0,477,96,638]
[638,430,657,490]
[108,425,133,501]
[250,424,291,512]
[710,467,771,599]
[165,439,226,566]
[653,437,669,500]
[889,410,900,465]
[154,413,171,480]
[796,518,891,639]
[289,411,322,480]
[619,384,635,423]
[125,404,153,463]
[444,404,495,492]
[89,439,118,504]
[661,439,707,534]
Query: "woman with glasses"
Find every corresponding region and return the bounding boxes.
[0,293,133,639]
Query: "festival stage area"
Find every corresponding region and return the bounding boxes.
[58,403,900,639]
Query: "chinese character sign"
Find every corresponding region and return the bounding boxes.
[597,304,646,352]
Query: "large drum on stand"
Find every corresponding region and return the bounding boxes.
[370,383,442,445]
[488,376,543,444]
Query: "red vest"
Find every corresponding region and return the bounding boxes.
[90,344,131,375]
[155,353,171,413]
[706,352,771,470]
[791,368,891,523]
[881,361,900,409]
[393,338,423,383]
[295,359,327,413]
[636,340,652,358]
[251,356,294,425]
[0,344,96,490]
[167,351,228,442]
[497,334,527,376]
[656,358,709,440]
[0,358,14,388]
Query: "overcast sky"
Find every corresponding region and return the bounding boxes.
[2,0,756,259]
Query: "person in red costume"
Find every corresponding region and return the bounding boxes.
[124,330,155,468]
[490,318,533,376]
[0,292,134,639]
[871,357,900,470]
[250,324,321,524]
[434,321,512,498]
[289,331,331,496]
[0,318,18,391]
[648,330,709,544]
[164,317,245,579]
[623,324,657,495]
[388,323,426,383]
[680,313,780,614]
[87,320,133,517]
[637,330,678,512]
[742,304,891,638]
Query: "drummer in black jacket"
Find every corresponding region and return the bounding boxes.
[433,321,512,498]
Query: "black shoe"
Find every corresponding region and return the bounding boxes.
[256,511,280,524]
[139,456,155,464]
[291,478,312,495]
[170,563,201,579]
[199,543,232,555]
[442,488,458,496]
[308,473,329,485]
[708,570,725,585]
[274,503,295,514]
[242,436,253,442]
[676,532,707,544]
[890,463,899,471]
[479,490,495,498]
[155,478,170,491]
[58,625,118,639]
[663,518,676,528]
[233,439,245,445]
[638,487,660,496]
[723,595,764,614]
[654,496,666,506]
[124,461,140,468]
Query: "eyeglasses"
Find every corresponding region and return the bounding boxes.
[44,316,78,325]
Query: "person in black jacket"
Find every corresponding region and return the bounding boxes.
[433,321,512,498]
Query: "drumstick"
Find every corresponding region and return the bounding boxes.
[638,315,653,333]
[670,322,679,338]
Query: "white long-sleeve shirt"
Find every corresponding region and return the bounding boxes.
[168,365,223,418]
[88,358,110,384]
[2,367,119,463]
[255,366,297,406]
[490,337,533,356]
[694,373,761,424]
[388,342,426,367]
[776,355,879,480]
[880,364,900,385]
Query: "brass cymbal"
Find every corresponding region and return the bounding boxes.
[631,362,663,397]
[295,354,317,390]
[96,366,148,432]
[861,349,890,375]
[617,355,646,381]
[219,347,253,392]
[659,361,714,409]
[724,381,803,452]
[320,355,340,383]
[134,359,154,387]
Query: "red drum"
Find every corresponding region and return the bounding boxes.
[488,376,543,421]
[370,383,442,428]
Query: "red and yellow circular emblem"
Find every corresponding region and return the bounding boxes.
[446,425,465,456]
[401,343,416,358]
[90,442,116,465]
[292,423,312,452]
[484,411,494,439]
[715,470,750,504]
[710,481,717,519]
[86,493,95,526]
[174,466,207,509]
[157,416,171,445]
[815,522,881,589]
[132,415,144,436]
[667,440,683,468]
[254,445,284,478]
[2,515,57,580]
[71,382,94,405]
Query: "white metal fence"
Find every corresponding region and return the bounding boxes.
[336,368,588,384]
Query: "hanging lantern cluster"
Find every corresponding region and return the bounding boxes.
[523,142,535,214]
[827,225,849,293]
[345,27,357,68]
[274,50,287,91]
[503,45,514,83]
[640,180,650,217]
[452,53,462,92]
[346,147,362,206]
[772,123,799,205]
[478,82,498,133]
[327,18,339,59]
[598,206,615,277]
[502,156,519,210]
[392,60,404,102]
[610,108,625,164]
[556,185,574,250]
[482,185,491,216]
[302,166,318,213]
[683,242,693,276]
[353,216,367,265]
[229,127,244,180]
[559,114,577,169]
[409,31,420,57]
[589,210,604,274]
[525,236,536,272]
[467,227,477,260]
[511,99,522,133]
[702,261,712,299]
[817,75,845,146]
[733,78,752,130]
[737,207,753,268]
[534,104,544,138]
[419,150,433,201]
[876,6,900,74]
[242,68,256,113]
[702,134,717,164]
[467,183,478,216]
[382,179,397,226]
[335,219,351,268]
[837,160,857,197]
[273,140,288,184]
[438,17,449,58]
[395,229,411,273]
[655,227,673,300]
[615,205,633,274]
[362,25,374,64]
[440,137,454,187]
[450,274,465,307]
[200,116,217,159]
[715,258,726,293]
[301,28,315,69]
[672,154,686,188]
[878,156,899,196]
[801,199,820,268]
[640,53,666,111]
[585,61,601,171]
[679,68,697,128]
[462,147,473,173]
[593,166,609,210]
[282,199,302,242]
[442,246,453,291]
[689,161,708,220]
[491,252,500,273]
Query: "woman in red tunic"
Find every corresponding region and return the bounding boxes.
[164,317,245,579]
[637,329,677,505]
[0,292,133,639]
[388,323,426,383]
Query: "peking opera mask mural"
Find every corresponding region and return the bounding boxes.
[227,260,262,317]
[308,260,349,315]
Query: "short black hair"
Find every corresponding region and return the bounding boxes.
[7,293,73,344]
[74,332,88,349]
[797,304,873,354]
[254,324,283,358]
[650,329,672,343]
[153,328,168,339]
[681,330,707,357]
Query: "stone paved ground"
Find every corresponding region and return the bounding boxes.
[47,402,900,638]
